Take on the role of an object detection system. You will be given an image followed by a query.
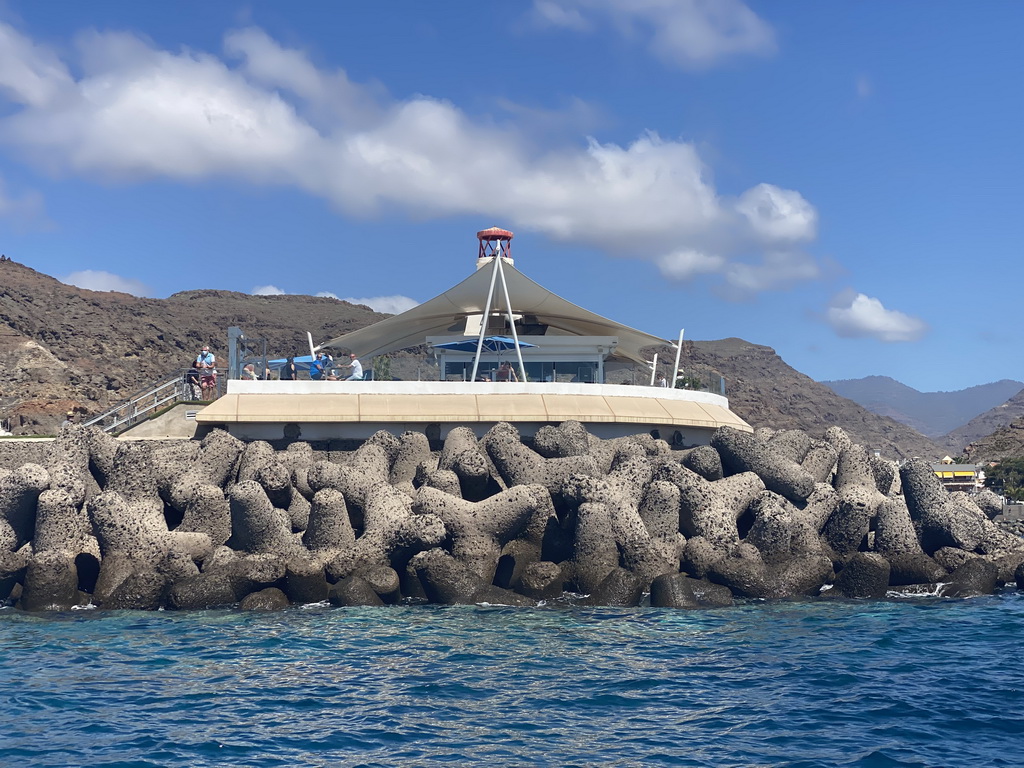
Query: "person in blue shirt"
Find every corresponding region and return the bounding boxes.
[310,352,327,380]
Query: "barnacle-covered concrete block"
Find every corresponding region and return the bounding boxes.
[19,550,80,611]
[33,489,89,555]
[302,488,354,553]
[409,548,487,605]
[328,482,446,580]
[801,441,839,485]
[682,445,723,481]
[712,427,815,503]
[515,561,564,600]
[389,431,433,496]
[178,484,231,547]
[582,567,644,607]
[831,553,890,598]
[487,429,600,494]
[0,463,50,552]
[767,429,812,464]
[235,441,277,485]
[656,462,764,546]
[168,429,244,512]
[89,490,213,562]
[413,484,547,581]
[227,481,298,555]
[885,552,947,586]
[873,497,922,556]
[533,420,591,459]
[438,427,492,500]
[650,572,700,608]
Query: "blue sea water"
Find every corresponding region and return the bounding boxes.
[2,592,1023,768]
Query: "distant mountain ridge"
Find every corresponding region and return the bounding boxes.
[821,375,1024,439]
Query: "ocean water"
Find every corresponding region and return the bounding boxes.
[2,592,1023,768]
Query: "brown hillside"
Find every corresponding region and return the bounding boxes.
[681,338,942,460]
[942,388,1024,456]
[0,258,384,432]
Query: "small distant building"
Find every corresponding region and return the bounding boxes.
[932,456,986,493]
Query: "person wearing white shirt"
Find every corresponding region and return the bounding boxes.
[346,353,364,381]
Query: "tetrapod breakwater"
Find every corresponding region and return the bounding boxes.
[1,421,1022,611]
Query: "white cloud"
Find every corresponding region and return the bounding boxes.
[530,0,776,70]
[0,21,816,297]
[736,183,817,243]
[657,249,725,280]
[315,291,339,299]
[252,284,285,295]
[62,269,152,296]
[342,295,420,315]
[719,250,821,300]
[826,291,928,342]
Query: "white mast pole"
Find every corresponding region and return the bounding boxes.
[649,353,658,386]
[496,255,527,382]
[470,251,501,382]
[672,329,685,388]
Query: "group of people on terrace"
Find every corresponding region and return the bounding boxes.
[186,346,365,401]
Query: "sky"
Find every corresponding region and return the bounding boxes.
[0,1,1020,393]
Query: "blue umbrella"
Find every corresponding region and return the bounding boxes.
[432,336,537,353]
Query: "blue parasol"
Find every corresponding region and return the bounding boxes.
[432,336,537,353]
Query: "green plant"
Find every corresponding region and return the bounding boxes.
[373,355,392,381]
[675,375,703,390]
[985,457,1024,500]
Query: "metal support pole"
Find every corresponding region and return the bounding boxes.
[672,329,685,388]
[470,255,501,383]
[228,326,243,380]
[649,353,658,386]
[496,256,527,382]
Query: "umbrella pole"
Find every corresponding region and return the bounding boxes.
[496,256,527,382]
[471,255,501,382]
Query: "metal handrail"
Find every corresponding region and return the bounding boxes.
[82,367,222,433]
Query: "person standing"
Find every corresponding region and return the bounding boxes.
[495,361,518,382]
[655,372,668,388]
[195,345,217,400]
[280,356,297,380]
[345,352,364,381]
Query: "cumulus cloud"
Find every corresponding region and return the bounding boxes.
[342,295,420,315]
[530,0,776,70]
[657,249,725,280]
[0,20,816,297]
[62,269,153,296]
[315,291,339,299]
[826,291,928,342]
[252,284,285,295]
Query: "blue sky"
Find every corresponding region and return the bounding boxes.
[0,1,1020,392]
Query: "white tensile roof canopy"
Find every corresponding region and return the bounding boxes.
[320,260,673,365]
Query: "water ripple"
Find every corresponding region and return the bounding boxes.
[3,594,1024,766]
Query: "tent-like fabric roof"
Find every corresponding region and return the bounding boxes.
[320,261,673,364]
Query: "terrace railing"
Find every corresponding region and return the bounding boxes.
[82,368,222,434]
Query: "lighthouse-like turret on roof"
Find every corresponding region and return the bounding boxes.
[476,226,514,268]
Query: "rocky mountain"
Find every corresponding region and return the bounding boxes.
[0,258,944,458]
[0,258,385,432]
[821,375,1024,438]
[679,340,942,460]
[941,389,1024,456]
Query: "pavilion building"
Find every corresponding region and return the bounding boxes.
[196,228,752,445]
